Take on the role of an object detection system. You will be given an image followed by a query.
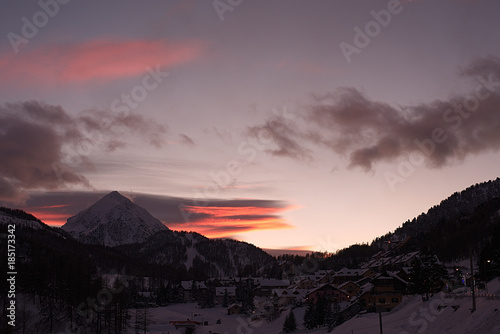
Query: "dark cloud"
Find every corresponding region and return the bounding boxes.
[182,198,288,208]
[246,114,313,161]
[0,101,166,203]
[246,56,500,171]
[179,133,195,146]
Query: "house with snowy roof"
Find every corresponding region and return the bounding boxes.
[271,288,308,306]
[360,251,420,270]
[338,281,361,298]
[358,272,408,312]
[180,280,207,302]
[331,268,377,285]
[305,283,349,305]
[215,286,237,305]
[254,279,290,297]
[289,277,316,290]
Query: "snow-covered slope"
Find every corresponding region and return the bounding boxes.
[0,210,44,230]
[331,279,500,334]
[61,191,168,247]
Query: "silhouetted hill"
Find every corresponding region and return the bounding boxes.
[374,177,500,261]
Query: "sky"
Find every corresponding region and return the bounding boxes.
[1,0,500,252]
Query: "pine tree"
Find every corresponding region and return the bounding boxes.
[134,307,151,334]
[191,280,199,302]
[409,254,448,300]
[325,303,336,330]
[303,304,316,329]
[222,289,229,307]
[283,309,297,333]
[315,297,328,326]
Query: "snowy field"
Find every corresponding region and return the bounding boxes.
[141,278,500,334]
[145,302,305,334]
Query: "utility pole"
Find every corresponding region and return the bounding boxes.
[470,246,476,313]
[378,307,383,334]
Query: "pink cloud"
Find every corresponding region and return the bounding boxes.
[0,39,205,85]
[166,204,296,238]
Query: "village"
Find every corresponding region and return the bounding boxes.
[147,246,476,333]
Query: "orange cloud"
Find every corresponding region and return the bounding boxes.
[167,204,295,238]
[183,205,288,217]
[169,218,292,239]
[25,204,73,226]
[0,39,204,85]
[27,211,67,226]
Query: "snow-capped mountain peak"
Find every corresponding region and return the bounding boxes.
[61,191,168,247]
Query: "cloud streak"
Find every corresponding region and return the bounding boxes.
[0,101,166,203]
[0,39,205,85]
[246,56,500,171]
[171,200,294,238]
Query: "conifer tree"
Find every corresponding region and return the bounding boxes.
[283,309,297,333]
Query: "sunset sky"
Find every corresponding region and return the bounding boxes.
[1,0,500,252]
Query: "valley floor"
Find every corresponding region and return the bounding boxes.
[143,278,500,334]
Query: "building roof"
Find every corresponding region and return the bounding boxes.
[227,303,242,310]
[181,280,207,290]
[258,279,290,287]
[216,286,236,296]
[306,283,349,297]
[335,268,370,276]
[360,251,420,269]
[338,281,360,290]
[272,288,308,299]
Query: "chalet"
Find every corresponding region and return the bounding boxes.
[311,270,335,285]
[180,280,207,302]
[331,268,377,286]
[306,283,349,305]
[361,251,420,270]
[361,273,408,312]
[338,281,361,297]
[271,288,308,306]
[227,303,243,315]
[215,287,237,305]
[254,279,290,297]
[290,278,315,290]
[394,267,412,282]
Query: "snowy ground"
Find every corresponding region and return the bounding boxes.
[330,278,500,334]
[142,278,500,334]
[145,302,303,334]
